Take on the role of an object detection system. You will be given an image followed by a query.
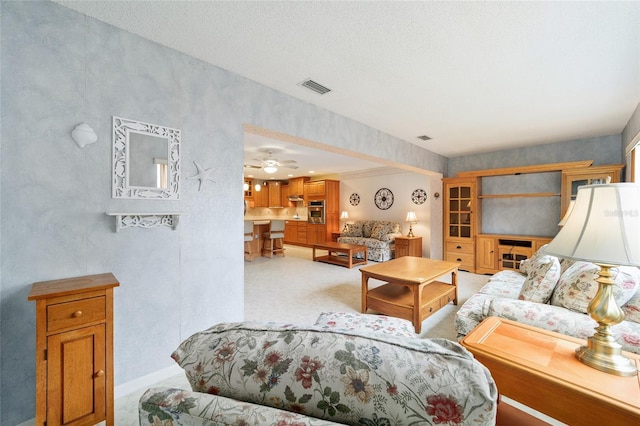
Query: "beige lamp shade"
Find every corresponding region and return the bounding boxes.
[405,211,418,223]
[340,211,349,220]
[545,184,640,266]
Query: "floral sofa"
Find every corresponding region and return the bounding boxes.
[337,220,402,262]
[455,246,640,354]
[140,314,498,425]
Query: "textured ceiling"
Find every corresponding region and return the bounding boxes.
[56,1,640,163]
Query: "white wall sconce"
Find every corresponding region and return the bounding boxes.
[71,123,98,148]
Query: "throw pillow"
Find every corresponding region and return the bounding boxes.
[342,222,363,237]
[550,262,640,313]
[371,222,392,240]
[518,254,561,304]
[362,220,374,238]
[622,285,640,324]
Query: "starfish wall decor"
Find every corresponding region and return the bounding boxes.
[188,161,216,191]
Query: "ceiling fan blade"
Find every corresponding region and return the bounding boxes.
[279,159,297,164]
[244,164,261,169]
[283,164,299,169]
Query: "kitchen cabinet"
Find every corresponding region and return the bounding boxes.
[28,273,119,426]
[395,236,422,258]
[288,177,309,197]
[304,180,326,198]
[284,220,298,244]
[307,224,327,245]
[254,184,269,207]
[297,222,308,245]
[268,181,282,207]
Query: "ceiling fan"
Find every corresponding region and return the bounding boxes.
[245,150,298,174]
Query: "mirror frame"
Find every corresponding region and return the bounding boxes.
[112,116,181,199]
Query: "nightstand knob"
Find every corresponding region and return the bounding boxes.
[93,370,104,378]
[456,245,462,249]
[72,310,83,318]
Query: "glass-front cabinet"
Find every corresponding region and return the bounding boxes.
[561,164,624,218]
[443,177,478,272]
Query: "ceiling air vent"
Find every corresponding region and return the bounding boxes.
[299,79,332,95]
[417,135,432,141]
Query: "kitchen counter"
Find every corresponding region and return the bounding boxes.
[244,216,307,222]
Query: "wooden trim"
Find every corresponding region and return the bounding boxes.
[455,160,593,178]
[479,192,560,199]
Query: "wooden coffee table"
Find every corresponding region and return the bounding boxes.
[360,257,459,333]
[460,317,640,425]
[312,241,367,269]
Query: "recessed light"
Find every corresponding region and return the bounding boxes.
[287,174,293,177]
[309,171,315,174]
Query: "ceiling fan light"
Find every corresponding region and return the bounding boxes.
[263,165,278,174]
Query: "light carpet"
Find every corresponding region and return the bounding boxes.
[244,244,489,339]
[104,245,560,425]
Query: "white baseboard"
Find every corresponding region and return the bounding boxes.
[114,364,184,399]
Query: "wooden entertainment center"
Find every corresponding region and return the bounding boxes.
[443,161,624,274]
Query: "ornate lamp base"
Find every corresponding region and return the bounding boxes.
[576,264,637,377]
[407,224,414,238]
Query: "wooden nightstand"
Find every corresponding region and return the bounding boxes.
[395,236,422,257]
[331,232,341,242]
[461,317,640,425]
[29,273,119,426]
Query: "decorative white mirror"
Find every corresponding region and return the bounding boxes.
[112,116,181,199]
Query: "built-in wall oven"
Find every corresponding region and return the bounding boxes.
[308,200,325,224]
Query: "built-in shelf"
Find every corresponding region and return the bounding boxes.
[106,212,184,232]
[479,192,561,199]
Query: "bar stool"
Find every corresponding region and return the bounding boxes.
[244,221,255,261]
[262,220,285,258]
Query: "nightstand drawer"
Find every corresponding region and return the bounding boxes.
[47,296,106,332]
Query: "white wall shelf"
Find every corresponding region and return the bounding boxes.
[106,212,184,232]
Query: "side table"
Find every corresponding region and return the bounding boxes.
[395,236,422,257]
[460,317,640,425]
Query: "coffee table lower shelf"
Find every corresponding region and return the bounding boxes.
[366,282,456,325]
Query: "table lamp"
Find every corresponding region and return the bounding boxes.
[340,211,349,232]
[545,183,640,376]
[405,211,418,237]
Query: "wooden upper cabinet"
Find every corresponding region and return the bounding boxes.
[288,177,309,196]
[304,181,326,198]
[268,181,282,207]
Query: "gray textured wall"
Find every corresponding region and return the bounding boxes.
[447,135,623,236]
[0,2,446,424]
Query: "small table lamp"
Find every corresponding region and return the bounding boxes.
[545,183,640,376]
[340,211,349,232]
[405,211,418,237]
